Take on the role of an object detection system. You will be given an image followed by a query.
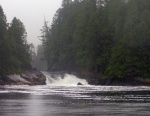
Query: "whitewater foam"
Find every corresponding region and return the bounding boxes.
[42,72,88,86]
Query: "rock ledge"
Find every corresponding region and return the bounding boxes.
[0,71,46,85]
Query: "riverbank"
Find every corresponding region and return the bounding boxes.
[46,71,150,86]
[77,72,150,86]
[0,71,46,85]
[0,70,150,86]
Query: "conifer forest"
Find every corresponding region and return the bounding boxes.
[42,0,150,79]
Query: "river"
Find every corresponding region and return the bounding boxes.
[0,72,150,116]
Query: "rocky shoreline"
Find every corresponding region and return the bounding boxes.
[79,73,150,86]
[0,70,150,86]
[0,71,46,85]
[48,71,150,86]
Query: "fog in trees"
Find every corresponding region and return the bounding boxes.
[42,0,150,78]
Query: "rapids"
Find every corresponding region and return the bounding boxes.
[0,72,150,115]
[42,71,88,86]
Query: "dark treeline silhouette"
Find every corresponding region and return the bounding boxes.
[0,5,31,74]
[42,0,150,78]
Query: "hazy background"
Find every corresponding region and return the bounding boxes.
[0,0,62,48]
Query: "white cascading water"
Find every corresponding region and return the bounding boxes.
[42,72,88,86]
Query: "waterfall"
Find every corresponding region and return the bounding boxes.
[42,72,88,86]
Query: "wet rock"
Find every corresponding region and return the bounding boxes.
[8,74,31,84]
[79,72,150,86]
[77,82,83,85]
[21,71,46,85]
[0,71,46,85]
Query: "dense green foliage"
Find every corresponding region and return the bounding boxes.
[0,5,31,74]
[43,0,150,78]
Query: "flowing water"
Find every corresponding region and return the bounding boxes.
[0,72,150,116]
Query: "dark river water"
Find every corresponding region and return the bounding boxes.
[0,85,150,116]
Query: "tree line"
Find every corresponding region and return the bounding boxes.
[0,5,31,74]
[42,0,150,78]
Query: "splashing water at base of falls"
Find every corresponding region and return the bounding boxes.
[42,72,88,86]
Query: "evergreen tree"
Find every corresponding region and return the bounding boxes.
[8,17,31,73]
[0,5,31,74]
[0,5,9,74]
[43,0,150,78]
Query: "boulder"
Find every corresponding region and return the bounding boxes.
[77,82,83,85]
[21,71,46,85]
[0,71,46,85]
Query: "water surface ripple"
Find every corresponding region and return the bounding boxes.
[0,85,150,116]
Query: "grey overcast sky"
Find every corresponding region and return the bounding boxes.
[0,0,62,48]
